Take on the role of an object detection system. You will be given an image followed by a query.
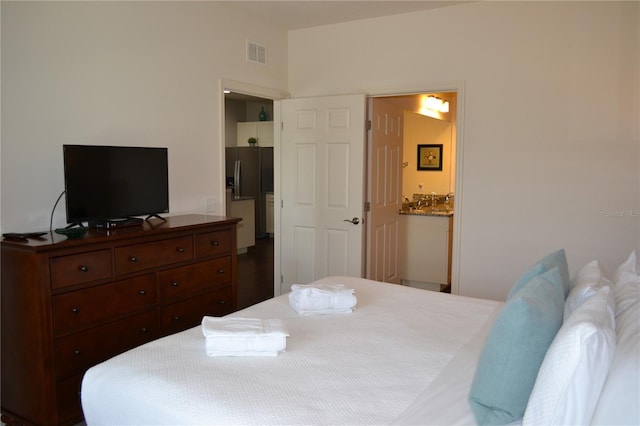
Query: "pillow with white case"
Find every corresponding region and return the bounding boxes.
[564,260,612,321]
[591,250,640,425]
[523,285,616,426]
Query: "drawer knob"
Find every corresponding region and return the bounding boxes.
[139,289,146,295]
[74,349,81,355]
[171,281,180,287]
[218,300,226,305]
[129,256,138,263]
[71,307,80,314]
[173,315,181,321]
[211,240,220,247]
[78,265,89,273]
[217,269,225,274]
[177,247,185,253]
[140,327,148,333]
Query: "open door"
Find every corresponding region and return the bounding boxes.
[366,98,404,283]
[278,95,366,294]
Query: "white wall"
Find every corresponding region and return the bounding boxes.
[288,1,640,300]
[1,1,288,231]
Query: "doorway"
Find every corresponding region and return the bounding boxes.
[220,79,287,309]
[367,91,458,292]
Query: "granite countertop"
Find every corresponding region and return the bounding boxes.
[400,208,453,217]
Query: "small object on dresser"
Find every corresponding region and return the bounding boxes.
[248,137,258,146]
[3,232,47,241]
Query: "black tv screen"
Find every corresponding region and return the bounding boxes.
[63,145,169,225]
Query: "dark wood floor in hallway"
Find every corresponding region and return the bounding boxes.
[236,237,275,310]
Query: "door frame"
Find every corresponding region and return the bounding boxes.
[217,78,288,297]
[368,81,465,295]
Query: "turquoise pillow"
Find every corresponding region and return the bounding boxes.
[507,249,570,299]
[469,267,565,425]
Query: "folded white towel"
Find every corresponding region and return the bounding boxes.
[289,283,357,316]
[201,317,289,356]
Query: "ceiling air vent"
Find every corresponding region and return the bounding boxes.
[246,40,267,65]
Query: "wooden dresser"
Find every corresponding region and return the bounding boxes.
[1,214,240,425]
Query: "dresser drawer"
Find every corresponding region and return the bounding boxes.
[53,274,157,335]
[159,257,232,302]
[55,310,159,379]
[50,249,112,290]
[115,236,193,274]
[195,229,233,258]
[161,287,233,335]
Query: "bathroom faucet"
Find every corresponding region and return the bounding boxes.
[430,192,437,207]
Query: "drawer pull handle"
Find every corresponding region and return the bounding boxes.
[78,265,89,273]
[139,289,146,295]
[129,256,138,263]
[171,281,180,287]
[177,247,185,253]
[218,300,226,305]
[74,349,81,355]
[211,240,220,247]
[71,307,80,314]
[217,269,225,274]
[173,315,181,321]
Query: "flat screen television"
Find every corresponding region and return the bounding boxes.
[63,144,169,227]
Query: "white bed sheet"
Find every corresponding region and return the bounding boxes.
[81,276,501,425]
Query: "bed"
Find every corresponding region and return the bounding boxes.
[81,250,640,425]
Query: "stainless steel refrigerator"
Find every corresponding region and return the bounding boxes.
[225,147,273,238]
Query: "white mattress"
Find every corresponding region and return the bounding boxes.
[81,276,501,425]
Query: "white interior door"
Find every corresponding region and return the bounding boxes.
[366,98,404,283]
[279,95,366,294]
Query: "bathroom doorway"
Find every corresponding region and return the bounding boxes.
[366,91,459,292]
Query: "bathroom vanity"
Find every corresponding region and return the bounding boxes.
[400,207,453,291]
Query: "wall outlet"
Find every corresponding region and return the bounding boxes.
[205,197,215,213]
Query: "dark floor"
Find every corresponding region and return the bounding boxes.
[236,237,275,310]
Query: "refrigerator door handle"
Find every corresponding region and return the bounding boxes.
[234,160,241,196]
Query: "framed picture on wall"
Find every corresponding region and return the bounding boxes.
[417,144,443,171]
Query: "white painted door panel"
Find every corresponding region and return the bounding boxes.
[279,95,366,293]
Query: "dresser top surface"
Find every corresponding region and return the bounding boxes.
[1,214,241,251]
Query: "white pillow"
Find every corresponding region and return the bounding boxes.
[564,260,612,321]
[523,285,616,426]
[591,251,640,425]
[613,250,639,319]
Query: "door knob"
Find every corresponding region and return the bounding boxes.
[343,217,360,225]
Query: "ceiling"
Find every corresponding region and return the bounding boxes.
[223,1,468,31]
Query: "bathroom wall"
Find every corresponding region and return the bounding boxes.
[402,111,453,197]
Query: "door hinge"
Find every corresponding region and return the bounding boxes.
[281,121,284,130]
[366,120,372,131]
[280,275,284,284]
[364,201,371,212]
[281,199,284,208]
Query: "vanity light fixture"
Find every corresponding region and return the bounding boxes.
[426,96,449,113]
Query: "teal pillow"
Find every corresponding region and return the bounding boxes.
[507,249,570,299]
[469,267,565,425]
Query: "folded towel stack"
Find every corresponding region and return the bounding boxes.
[289,283,357,315]
[201,317,289,356]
